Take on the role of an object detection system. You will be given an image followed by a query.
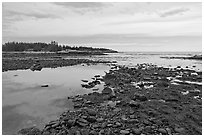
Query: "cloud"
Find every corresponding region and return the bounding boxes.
[4,10,60,20]
[160,8,190,17]
[53,2,107,9]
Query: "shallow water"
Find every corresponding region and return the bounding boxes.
[2,64,110,134]
[66,52,202,71]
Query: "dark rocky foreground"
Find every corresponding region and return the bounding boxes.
[18,63,202,135]
[2,52,113,72]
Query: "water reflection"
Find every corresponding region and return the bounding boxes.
[2,64,110,134]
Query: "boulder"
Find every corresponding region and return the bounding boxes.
[102,87,113,94]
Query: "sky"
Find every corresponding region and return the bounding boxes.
[2,2,202,52]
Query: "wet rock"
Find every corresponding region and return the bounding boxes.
[66,119,76,127]
[158,128,167,134]
[166,128,171,135]
[143,76,151,81]
[51,121,60,128]
[114,122,122,127]
[94,75,101,78]
[174,127,185,133]
[129,100,140,108]
[96,118,104,122]
[86,109,97,116]
[120,130,130,135]
[41,84,49,87]
[85,100,93,105]
[121,115,128,122]
[128,119,139,123]
[76,118,88,127]
[86,116,97,123]
[74,103,82,108]
[107,101,116,108]
[81,80,88,83]
[134,93,147,101]
[132,128,143,135]
[18,127,42,135]
[30,64,42,71]
[102,87,113,94]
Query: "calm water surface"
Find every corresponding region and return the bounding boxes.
[2,64,110,134]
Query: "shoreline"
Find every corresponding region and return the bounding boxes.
[2,52,114,72]
[17,63,202,135]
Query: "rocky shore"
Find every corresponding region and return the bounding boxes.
[161,55,202,60]
[2,52,113,72]
[18,63,202,135]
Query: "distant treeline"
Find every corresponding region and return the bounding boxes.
[2,42,117,53]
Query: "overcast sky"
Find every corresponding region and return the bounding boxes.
[2,2,202,51]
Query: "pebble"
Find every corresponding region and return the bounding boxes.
[120,130,130,135]
[158,128,167,134]
[86,116,97,123]
[86,109,97,116]
[174,127,185,133]
[132,128,143,135]
[96,118,104,122]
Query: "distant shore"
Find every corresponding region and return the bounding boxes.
[161,55,202,60]
[2,52,115,72]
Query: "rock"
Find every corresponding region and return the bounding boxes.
[174,127,185,133]
[143,76,151,81]
[76,118,88,127]
[115,122,122,127]
[129,100,140,108]
[74,103,82,108]
[85,100,93,105]
[94,75,100,78]
[18,127,42,135]
[41,84,49,87]
[158,128,167,134]
[86,109,97,116]
[97,118,104,122]
[107,101,116,108]
[134,93,147,101]
[66,120,75,127]
[30,64,42,71]
[132,128,143,135]
[121,115,128,122]
[107,124,113,127]
[166,128,171,135]
[128,119,139,123]
[129,115,135,119]
[120,130,130,135]
[51,121,60,128]
[86,116,97,123]
[81,79,88,83]
[102,87,113,94]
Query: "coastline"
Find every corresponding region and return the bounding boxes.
[17,63,202,135]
